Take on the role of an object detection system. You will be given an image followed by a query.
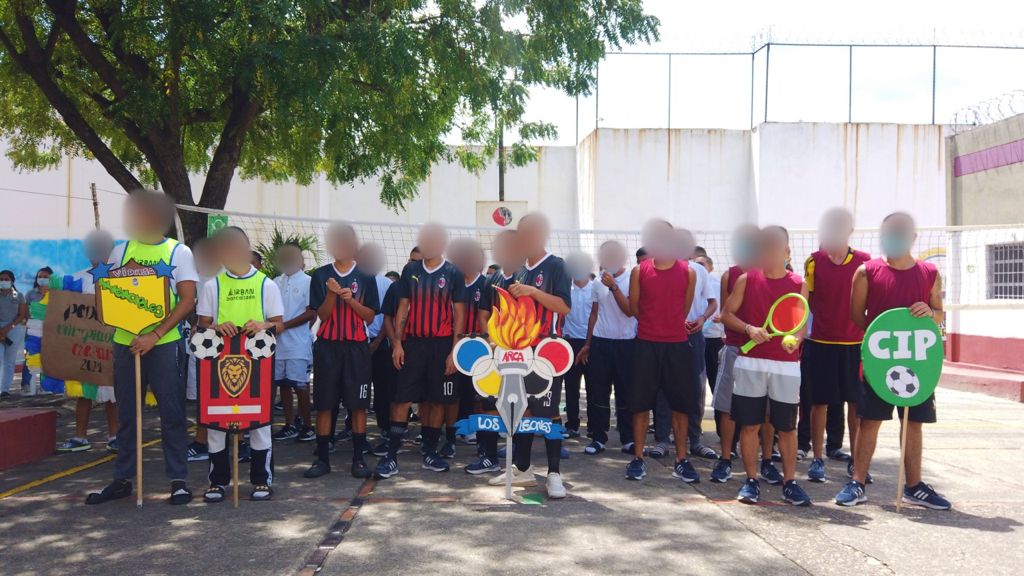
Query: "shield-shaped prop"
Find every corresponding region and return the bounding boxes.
[191,327,276,432]
[90,259,172,335]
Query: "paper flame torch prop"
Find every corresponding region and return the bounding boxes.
[452,287,573,499]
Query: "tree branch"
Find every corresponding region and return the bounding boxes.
[198,87,262,208]
[45,0,128,99]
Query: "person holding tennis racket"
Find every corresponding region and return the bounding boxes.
[721,226,812,506]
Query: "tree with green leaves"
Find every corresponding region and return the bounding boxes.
[0,1,657,242]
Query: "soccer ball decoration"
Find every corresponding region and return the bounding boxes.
[245,330,277,359]
[189,328,224,360]
[885,365,920,399]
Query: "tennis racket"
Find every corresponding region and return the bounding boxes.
[740,292,809,354]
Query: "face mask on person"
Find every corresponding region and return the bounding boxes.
[880,233,912,258]
[36,276,50,288]
[0,281,11,290]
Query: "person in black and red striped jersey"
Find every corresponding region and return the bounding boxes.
[378,223,467,479]
[303,223,379,480]
[447,238,488,458]
[499,213,572,499]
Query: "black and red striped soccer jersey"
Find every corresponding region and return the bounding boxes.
[397,259,466,338]
[479,271,515,313]
[309,262,379,342]
[514,253,571,344]
[462,273,487,335]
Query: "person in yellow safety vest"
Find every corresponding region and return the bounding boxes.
[86,190,199,506]
[197,226,284,502]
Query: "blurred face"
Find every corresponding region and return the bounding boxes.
[492,232,523,273]
[819,208,854,252]
[599,241,627,272]
[641,220,675,261]
[731,224,760,268]
[327,224,359,262]
[84,232,114,265]
[358,243,385,276]
[566,252,593,282]
[275,245,304,276]
[695,256,713,273]
[194,242,222,278]
[517,214,549,256]
[757,228,790,270]
[417,224,447,260]
[674,229,697,261]
[880,213,916,258]
[217,230,252,270]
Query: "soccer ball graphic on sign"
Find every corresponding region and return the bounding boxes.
[886,365,920,399]
[245,330,277,359]
[189,328,224,360]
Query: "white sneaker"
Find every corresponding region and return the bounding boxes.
[488,465,538,487]
[546,472,567,499]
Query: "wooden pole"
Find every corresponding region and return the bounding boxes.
[90,183,100,229]
[232,428,240,508]
[134,353,143,508]
[895,405,910,512]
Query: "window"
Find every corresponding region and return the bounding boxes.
[988,243,1024,299]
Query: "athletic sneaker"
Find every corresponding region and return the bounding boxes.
[834,480,867,506]
[647,442,668,459]
[237,440,251,463]
[272,424,299,441]
[737,478,760,504]
[497,445,507,459]
[759,459,783,485]
[783,480,812,506]
[710,459,733,483]
[583,440,605,455]
[846,461,873,484]
[488,465,537,487]
[186,441,209,462]
[335,429,353,442]
[625,457,647,481]
[902,482,952,510]
[106,437,119,453]
[374,455,399,479]
[828,448,851,462]
[673,459,700,483]
[303,460,331,478]
[297,427,316,442]
[372,439,390,457]
[412,433,422,445]
[807,458,826,483]
[546,472,567,499]
[796,448,807,461]
[560,446,571,459]
[464,432,478,445]
[690,444,718,459]
[351,460,372,479]
[565,427,581,439]
[439,442,456,459]
[57,437,92,452]
[771,449,782,462]
[422,453,450,472]
[465,456,501,475]
[621,441,635,454]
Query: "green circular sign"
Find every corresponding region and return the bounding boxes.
[861,307,944,407]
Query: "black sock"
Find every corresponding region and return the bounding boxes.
[479,431,499,460]
[316,435,332,464]
[545,438,561,474]
[422,427,441,455]
[329,405,340,438]
[352,433,366,463]
[388,423,407,459]
[445,426,457,445]
[513,433,533,472]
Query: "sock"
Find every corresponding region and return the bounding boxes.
[479,431,499,460]
[329,405,339,438]
[422,427,441,455]
[209,449,231,486]
[388,423,407,459]
[316,435,332,464]
[445,426,457,445]
[352,433,366,462]
[545,438,561,474]
[513,433,533,472]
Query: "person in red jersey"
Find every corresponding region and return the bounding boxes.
[722,226,811,506]
[379,223,466,479]
[445,238,488,458]
[834,212,950,510]
[802,208,871,484]
[624,220,700,484]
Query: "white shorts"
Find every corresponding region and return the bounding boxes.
[732,356,801,404]
[275,359,311,387]
[712,345,740,414]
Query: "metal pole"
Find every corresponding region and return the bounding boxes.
[575,95,579,143]
[594,62,600,129]
[931,45,938,124]
[666,54,672,129]
[750,52,755,129]
[497,120,505,202]
[848,45,854,123]
[763,43,771,123]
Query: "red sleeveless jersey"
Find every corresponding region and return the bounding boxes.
[736,269,804,361]
[636,259,690,343]
[723,265,746,347]
[864,259,938,325]
[805,248,871,344]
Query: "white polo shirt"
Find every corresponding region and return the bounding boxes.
[686,261,717,323]
[272,270,313,361]
[564,280,594,340]
[591,270,637,340]
[702,273,725,338]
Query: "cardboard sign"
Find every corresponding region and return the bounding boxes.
[90,259,172,335]
[40,290,114,386]
[861,307,944,407]
[191,327,275,432]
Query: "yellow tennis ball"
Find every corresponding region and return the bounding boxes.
[782,335,799,348]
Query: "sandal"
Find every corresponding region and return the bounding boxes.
[203,485,226,503]
[250,484,273,501]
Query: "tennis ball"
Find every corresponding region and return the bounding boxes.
[782,335,799,348]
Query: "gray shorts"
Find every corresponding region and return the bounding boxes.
[275,358,312,387]
[712,345,740,414]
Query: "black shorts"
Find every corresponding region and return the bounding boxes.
[527,376,563,420]
[312,339,371,411]
[395,337,457,404]
[629,339,698,413]
[801,341,864,405]
[858,381,937,423]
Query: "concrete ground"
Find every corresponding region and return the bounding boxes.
[0,386,1022,576]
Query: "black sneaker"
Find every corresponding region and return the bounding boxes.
[303,460,331,478]
[85,479,132,505]
[296,426,316,442]
[272,424,299,441]
[169,480,192,505]
[827,449,852,462]
[335,429,353,442]
[186,441,209,462]
[237,440,251,463]
[351,460,372,479]
[372,439,390,457]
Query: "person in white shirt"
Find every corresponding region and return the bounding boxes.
[697,255,727,447]
[580,241,637,455]
[271,242,316,442]
[562,252,595,439]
